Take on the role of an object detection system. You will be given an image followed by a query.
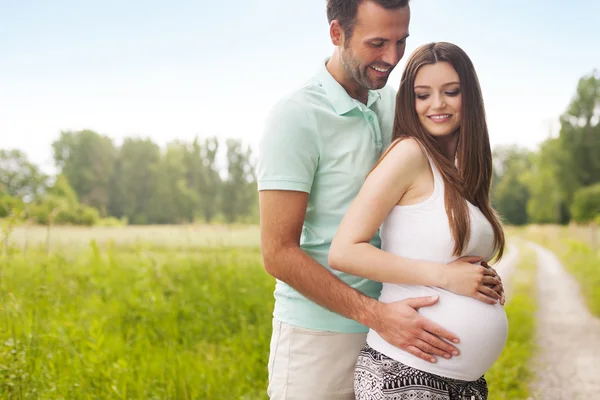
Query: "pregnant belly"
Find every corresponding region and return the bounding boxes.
[369,284,508,381]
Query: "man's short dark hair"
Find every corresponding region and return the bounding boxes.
[326,0,409,41]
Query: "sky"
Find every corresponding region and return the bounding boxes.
[1,0,599,173]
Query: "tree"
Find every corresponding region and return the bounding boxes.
[52,130,116,215]
[3,133,264,225]
[0,149,48,201]
[197,137,221,223]
[108,137,161,224]
[524,139,569,224]
[491,145,531,225]
[146,142,198,224]
[221,139,256,223]
[554,70,600,207]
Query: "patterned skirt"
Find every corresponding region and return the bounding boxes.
[354,344,488,400]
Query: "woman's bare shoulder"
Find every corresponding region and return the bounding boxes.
[375,137,429,174]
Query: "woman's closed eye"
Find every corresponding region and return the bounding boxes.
[415,90,460,100]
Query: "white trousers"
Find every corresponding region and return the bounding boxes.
[267,318,367,400]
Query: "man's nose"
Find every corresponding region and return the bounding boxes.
[381,47,399,66]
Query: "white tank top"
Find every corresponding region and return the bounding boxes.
[366,152,508,381]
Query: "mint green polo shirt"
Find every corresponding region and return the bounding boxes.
[257,60,396,333]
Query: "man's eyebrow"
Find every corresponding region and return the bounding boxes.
[414,81,460,89]
[367,34,410,42]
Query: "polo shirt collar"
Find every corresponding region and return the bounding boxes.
[315,59,382,115]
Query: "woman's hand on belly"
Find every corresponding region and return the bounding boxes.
[440,256,503,304]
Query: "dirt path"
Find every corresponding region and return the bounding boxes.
[526,241,600,399]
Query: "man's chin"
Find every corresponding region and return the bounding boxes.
[367,79,388,90]
[357,72,388,91]
[363,74,390,90]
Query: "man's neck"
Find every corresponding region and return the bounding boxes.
[326,50,369,104]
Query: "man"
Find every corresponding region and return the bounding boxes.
[258,1,467,398]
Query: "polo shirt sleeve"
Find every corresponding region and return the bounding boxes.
[257,98,320,193]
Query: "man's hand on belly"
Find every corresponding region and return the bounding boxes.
[371,296,460,364]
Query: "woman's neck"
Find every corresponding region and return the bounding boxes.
[437,131,460,160]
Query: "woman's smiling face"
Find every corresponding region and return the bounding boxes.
[414,61,462,138]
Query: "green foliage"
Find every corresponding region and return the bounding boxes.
[109,137,162,224]
[101,134,249,225]
[493,70,600,225]
[0,240,272,399]
[0,194,24,218]
[557,70,600,193]
[221,139,256,224]
[47,174,79,203]
[0,132,256,226]
[29,176,100,226]
[491,145,532,225]
[52,130,117,215]
[150,142,199,224]
[0,149,48,201]
[29,196,99,226]
[0,194,27,254]
[523,140,568,224]
[197,137,222,223]
[570,183,600,223]
[29,195,68,224]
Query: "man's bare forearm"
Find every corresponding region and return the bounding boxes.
[263,244,463,360]
[265,246,381,328]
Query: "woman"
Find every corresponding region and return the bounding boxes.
[329,42,507,399]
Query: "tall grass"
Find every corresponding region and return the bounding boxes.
[0,242,273,399]
[486,244,538,400]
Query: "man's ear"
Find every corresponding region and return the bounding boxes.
[329,20,345,46]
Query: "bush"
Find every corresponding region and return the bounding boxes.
[29,196,67,225]
[0,195,24,218]
[69,204,100,226]
[30,196,99,226]
[570,183,600,223]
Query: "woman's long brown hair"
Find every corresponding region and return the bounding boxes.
[387,42,505,260]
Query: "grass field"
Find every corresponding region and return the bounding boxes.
[0,224,587,399]
[0,226,271,399]
[6,225,261,252]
